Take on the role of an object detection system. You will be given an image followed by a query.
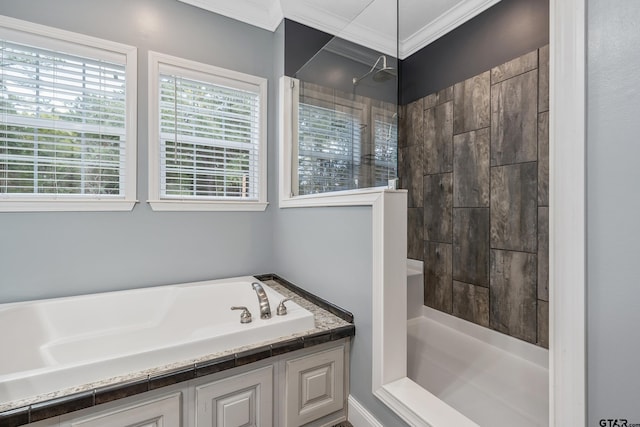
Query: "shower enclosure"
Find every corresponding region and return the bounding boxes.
[279,1,552,425]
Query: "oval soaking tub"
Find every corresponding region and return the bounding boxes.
[0,276,315,405]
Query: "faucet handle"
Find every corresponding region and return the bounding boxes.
[276,298,292,316]
[231,306,252,323]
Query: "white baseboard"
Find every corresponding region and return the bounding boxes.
[348,395,384,427]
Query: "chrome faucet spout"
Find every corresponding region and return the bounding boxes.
[251,282,272,319]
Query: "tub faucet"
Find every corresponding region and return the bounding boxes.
[251,282,272,319]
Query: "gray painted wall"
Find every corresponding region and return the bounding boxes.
[272,207,408,426]
[0,0,275,302]
[587,0,640,424]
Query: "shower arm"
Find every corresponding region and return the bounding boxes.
[352,55,386,86]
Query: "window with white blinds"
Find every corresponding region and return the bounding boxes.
[298,102,361,195]
[0,17,137,211]
[148,52,267,211]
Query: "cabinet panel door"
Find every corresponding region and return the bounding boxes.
[196,366,272,427]
[285,346,344,426]
[69,393,181,427]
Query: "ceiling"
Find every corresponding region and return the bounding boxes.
[178,0,501,59]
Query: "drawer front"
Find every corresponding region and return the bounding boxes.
[196,366,273,427]
[284,345,344,426]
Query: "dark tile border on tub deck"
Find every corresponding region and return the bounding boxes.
[255,273,355,323]
[0,276,355,427]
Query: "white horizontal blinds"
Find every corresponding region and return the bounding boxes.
[159,73,260,200]
[0,39,127,196]
[298,102,361,195]
[374,116,398,186]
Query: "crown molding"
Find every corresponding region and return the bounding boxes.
[177,0,283,31]
[179,0,503,60]
[400,0,501,58]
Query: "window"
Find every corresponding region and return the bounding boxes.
[0,16,137,211]
[279,77,398,206]
[148,51,267,211]
[373,108,398,187]
[298,102,362,195]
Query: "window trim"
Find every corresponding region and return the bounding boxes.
[147,51,268,212]
[0,15,138,212]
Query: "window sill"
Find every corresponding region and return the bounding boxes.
[147,200,269,212]
[279,187,406,208]
[0,199,137,212]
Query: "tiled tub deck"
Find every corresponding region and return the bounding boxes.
[0,274,354,427]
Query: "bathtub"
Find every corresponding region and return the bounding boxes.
[0,276,315,405]
[406,265,549,427]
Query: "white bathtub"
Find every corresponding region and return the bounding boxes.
[0,276,315,405]
[406,265,549,427]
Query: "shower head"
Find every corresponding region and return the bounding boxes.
[373,65,397,82]
[353,55,396,86]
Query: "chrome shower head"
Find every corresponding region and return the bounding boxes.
[373,66,397,82]
[353,55,396,85]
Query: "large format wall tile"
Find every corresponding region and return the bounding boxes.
[400,47,549,348]
[537,300,549,348]
[408,208,424,261]
[490,249,537,343]
[424,101,453,174]
[490,162,537,252]
[401,98,423,148]
[491,70,538,166]
[423,85,453,109]
[424,173,452,243]
[453,128,490,207]
[453,208,490,286]
[538,207,549,301]
[538,45,549,113]
[491,49,538,84]
[399,144,424,208]
[538,111,549,206]
[424,242,453,313]
[453,281,489,327]
[453,71,490,134]
[398,104,407,149]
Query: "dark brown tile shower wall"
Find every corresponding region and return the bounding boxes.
[399,46,550,347]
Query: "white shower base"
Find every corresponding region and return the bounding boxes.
[407,306,549,426]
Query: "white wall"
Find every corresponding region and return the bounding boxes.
[587,0,640,424]
[0,0,275,302]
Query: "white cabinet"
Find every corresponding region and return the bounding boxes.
[38,340,348,427]
[195,366,272,427]
[284,346,344,427]
[63,393,182,427]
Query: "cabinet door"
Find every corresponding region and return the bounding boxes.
[68,393,181,427]
[195,366,273,427]
[284,345,344,427]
